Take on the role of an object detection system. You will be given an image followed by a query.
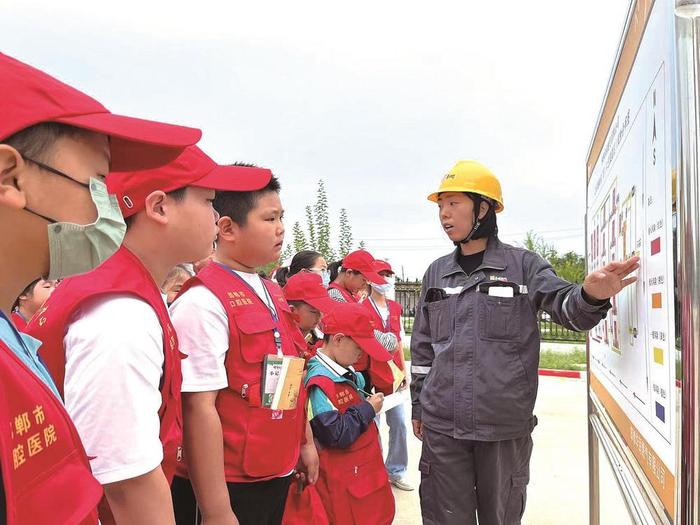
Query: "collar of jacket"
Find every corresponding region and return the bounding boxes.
[441,236,507,279]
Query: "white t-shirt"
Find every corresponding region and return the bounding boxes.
[171,271,295,477]
[170,285,230,392]
[63,295,165,484]
[171,270,275,393]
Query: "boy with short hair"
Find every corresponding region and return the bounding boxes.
[27,146,270,525]
[305,302,396,525]
[169,176,318,525]
[0,52,200,524]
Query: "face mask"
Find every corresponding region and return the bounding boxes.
[49,178,126,279]
[320,269,331,287]
[27,177,126,280]
[371,282,395,296]
[21,157,127,280]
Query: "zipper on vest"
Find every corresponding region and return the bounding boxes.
[241,383,249,399]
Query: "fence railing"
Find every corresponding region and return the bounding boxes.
[395,280,586,343]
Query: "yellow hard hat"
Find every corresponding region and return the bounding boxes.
[427,160,504,213]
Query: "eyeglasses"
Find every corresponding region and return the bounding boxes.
[22,156,92,189]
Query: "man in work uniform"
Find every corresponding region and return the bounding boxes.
[410,160,640,525]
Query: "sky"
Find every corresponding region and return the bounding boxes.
[2,0,632,279]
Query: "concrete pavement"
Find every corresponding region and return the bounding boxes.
[379,373,632,524]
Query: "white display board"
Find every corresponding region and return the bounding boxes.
[586,0,677,517]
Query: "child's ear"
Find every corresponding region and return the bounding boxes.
[0,145,29,210]
[143,191,168,225]
[217,216,239,242]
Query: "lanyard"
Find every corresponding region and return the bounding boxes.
[316,352,372,397]
[368,297,391,332]
[219,264,283,356]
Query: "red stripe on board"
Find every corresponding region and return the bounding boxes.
[538,368,582,379]
[651,237,661,255]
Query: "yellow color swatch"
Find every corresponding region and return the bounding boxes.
[653,347,664,365]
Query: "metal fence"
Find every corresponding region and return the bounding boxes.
[394,280,586,342]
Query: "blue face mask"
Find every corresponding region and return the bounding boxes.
[320,270,331,287]
[371,282,395,296]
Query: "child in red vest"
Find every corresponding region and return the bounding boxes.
[282,271,337,360]
[169,177,319,525]
[364,260,414,492]
[0,52,199,524]
[10,279,56,332]
[328,250,398,395]
[306,302,396,525]
[27,146,270,525]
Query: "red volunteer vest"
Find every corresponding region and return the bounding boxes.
[327,282,357,303]
[306,375,395,525]
[0,336,101,524]
[25,247,184,485]
[10,313,26,333]
[363,297,404,372]
[183,263,306,482]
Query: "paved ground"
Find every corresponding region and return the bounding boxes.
[379,371,633,524]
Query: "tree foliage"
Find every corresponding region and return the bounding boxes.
[338,208,353,258]
[523,230,586,284]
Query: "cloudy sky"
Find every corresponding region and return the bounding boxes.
[3,0,630,278]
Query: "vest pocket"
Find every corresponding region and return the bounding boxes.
[346,460,395,525]
[235,312,277,364]
[241,406,300,478]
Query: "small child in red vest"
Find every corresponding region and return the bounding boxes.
[306,302,396,525]
[170,175,319,525]
[282,271,337,360]
[11,278,56,332]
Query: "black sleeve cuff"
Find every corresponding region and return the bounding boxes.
[581,287,608,307]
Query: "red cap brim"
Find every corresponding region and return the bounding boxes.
[361,270,387,285]
[305,296,339,315]
[352,334,392,362]
[191,164,272,192]
[55,112,202,171]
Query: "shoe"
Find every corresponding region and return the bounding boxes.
[390,478,414,491]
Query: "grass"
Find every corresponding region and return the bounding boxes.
[538,349,587,371]
[402,347,587,370]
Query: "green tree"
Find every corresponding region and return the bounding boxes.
[551,251,586,284]
[338,208,353,258]
[305,205,317,250]
[292,221,308,252]
[522,230,585,284]
[523,230,556,260]
[314,180,336,261]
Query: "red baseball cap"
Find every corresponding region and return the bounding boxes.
[372,259,394,275]
[0,53,201,171]
[342,250,386,285]
[283,273,337,314]
[107,146,273,217]
[320,303,391,362]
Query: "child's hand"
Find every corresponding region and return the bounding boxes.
[367,393,384,414]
